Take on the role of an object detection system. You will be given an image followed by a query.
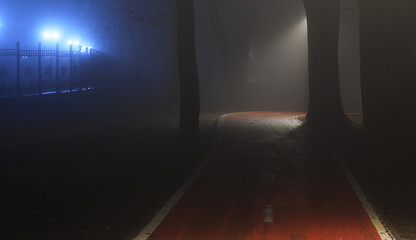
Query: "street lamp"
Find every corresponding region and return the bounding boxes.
[43,32,51,39]
[52,32,60,39]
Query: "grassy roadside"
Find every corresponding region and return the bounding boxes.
[321,114,416,240]
[1,111,220,240]
[3,110,414,240]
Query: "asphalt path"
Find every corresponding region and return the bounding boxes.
[135,112,395,240]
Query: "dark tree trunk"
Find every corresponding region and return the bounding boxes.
[176,0,200,144]
[168,2,180,112]
[303,0,346,124]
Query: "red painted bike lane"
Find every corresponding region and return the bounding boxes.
[136,112,393,240]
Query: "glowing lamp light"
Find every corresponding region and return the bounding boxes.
[43,32,51,39]
[67,40,73,45]
[52,32,60,39]
[74,41,80,45]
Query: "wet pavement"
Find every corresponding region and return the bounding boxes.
[136,112,394,240]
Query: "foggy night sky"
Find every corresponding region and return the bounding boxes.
[0,0,362,112]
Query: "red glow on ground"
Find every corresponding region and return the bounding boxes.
[145,113,381,240]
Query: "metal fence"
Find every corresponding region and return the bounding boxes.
[0,42,98,97]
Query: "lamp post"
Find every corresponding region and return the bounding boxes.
[38,42,42,96]
[69,43,73,93]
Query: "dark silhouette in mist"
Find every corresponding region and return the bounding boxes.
[303,0,347,125]
[176,0,200,144]
[203,0,252,108]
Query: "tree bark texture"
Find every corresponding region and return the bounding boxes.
[303,0,346,124]
[176,0,201,143]
[359,0,416,136]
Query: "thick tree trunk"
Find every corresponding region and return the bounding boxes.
[176,0,200,144]
[168,2,179,112]
[303,0,346,124]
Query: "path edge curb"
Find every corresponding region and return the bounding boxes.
[130,115,227,240]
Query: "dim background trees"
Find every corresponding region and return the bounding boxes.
[201,0,309,111]
[42,0,180,110]
[30,0,394,135]
[203,0,252,109]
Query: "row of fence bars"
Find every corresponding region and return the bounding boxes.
[3,41,98,97]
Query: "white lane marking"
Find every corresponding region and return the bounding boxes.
[293,116,398,240]
[263,204,274,223]
[338,159,396,240]
[132,116,226,240]
[135,113,393,240]
[286,117,304,128]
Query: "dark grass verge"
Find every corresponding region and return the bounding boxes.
[0,110,220,240]
[299,115,416,240]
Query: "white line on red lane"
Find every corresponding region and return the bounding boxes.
[292,117,398,240]
[131,116,226,240]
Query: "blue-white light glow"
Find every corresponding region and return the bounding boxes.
[42,30,60,41]
[43,32,50,38]
[38,23,92,48]
[0,0,100,50]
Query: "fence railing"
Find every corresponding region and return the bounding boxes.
[0,42,99,98]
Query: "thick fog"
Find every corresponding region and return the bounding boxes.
[0,0,362,113]
[196,0,362,112]
[194,0,309,111]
